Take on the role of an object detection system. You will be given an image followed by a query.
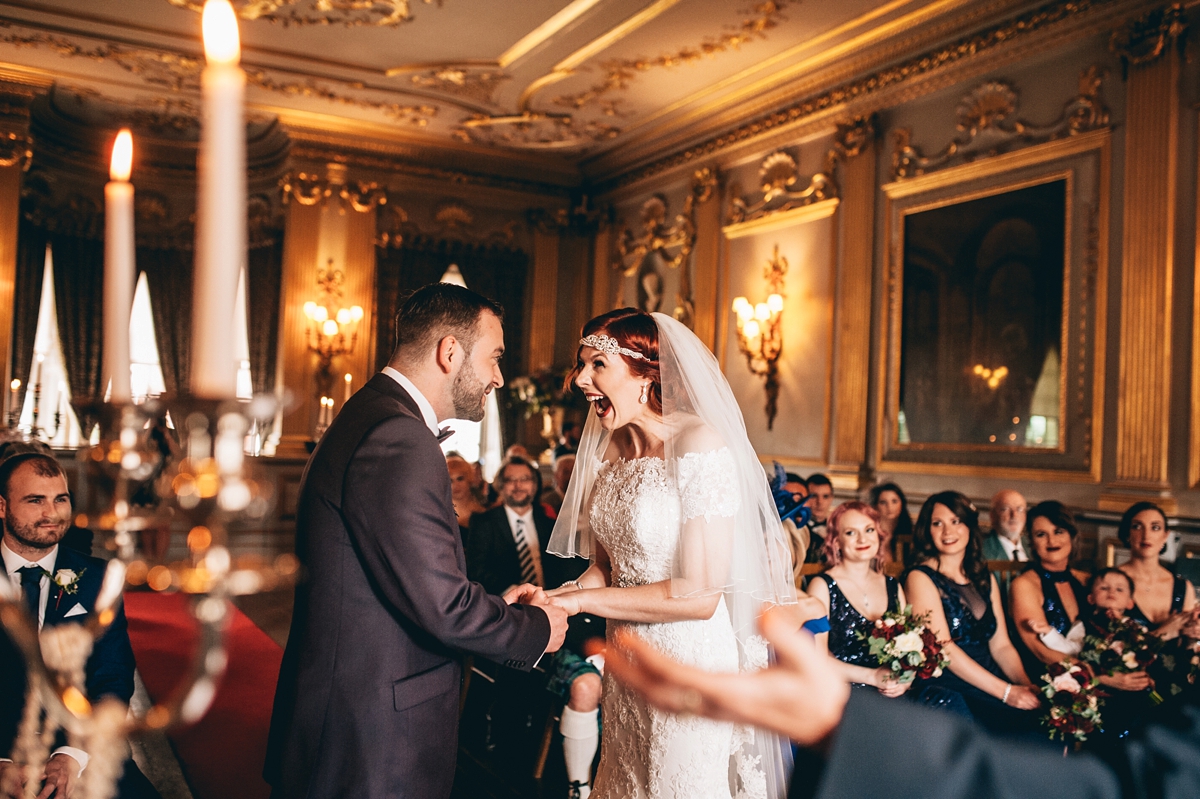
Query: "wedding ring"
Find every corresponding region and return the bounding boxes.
[677,688,703,715]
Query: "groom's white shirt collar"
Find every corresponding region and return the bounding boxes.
[382,367,440,436]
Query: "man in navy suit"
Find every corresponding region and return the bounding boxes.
[266,283,567,799]
[0,452,158,799]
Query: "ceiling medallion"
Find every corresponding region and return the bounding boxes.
[892,65,1110,179]
[455,113,618,151]
[164,0,441,27]
[550,0,791,113]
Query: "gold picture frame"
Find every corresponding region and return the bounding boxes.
[876,130,1110,481]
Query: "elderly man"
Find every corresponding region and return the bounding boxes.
[984,489,1030,562]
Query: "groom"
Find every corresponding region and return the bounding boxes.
[265,283,567,799]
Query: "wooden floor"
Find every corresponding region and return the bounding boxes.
[235,589,577,799]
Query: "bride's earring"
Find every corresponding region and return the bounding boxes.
[639,383,649,404]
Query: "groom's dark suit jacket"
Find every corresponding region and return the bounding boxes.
[265,374,551,799]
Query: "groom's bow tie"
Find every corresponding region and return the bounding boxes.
[436,427,455,443]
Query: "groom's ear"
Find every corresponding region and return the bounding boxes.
[435,335,460,375]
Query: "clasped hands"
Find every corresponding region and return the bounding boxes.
[501,583,573,653]
[0,753,80,799]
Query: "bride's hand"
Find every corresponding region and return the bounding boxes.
[503,584,547,605]
[549,594,583,616]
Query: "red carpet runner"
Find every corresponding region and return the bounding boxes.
[125,592,282,799]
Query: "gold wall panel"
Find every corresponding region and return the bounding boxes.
[1110,35,1180,496]
[829,136,876,476]
[1191,107,1200,489]
[529,227,560,370]
[691,174,723,352]
[0,164,22,416]
[275,201,323,458]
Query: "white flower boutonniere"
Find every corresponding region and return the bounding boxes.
[43,567,85,610]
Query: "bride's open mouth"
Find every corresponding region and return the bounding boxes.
[586,392,612,418]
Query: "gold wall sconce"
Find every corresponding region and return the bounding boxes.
[731,245,787,429]
[303,259,364,403]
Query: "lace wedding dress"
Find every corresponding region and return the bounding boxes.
[589,448,764,799]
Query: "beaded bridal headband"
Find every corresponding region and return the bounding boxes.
[580,333,649,361]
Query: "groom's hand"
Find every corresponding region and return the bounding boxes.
[503,584,545,605]
[541,601,569,653]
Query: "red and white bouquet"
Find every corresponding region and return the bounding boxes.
[1082,615,1163,704]
[858,605,949,685]
[1040,660,1103,742]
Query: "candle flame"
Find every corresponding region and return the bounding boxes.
[9,379,19,390]
[202,0,241,66]
[344,373,352,383]
[110,129,133,182]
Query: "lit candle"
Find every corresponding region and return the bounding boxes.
[8,379,18,419]
[343,373,352,404]
[104,129,135,403]
[191,0,245,399]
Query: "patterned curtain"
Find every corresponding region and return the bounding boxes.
[11,220,48,394]
[247,237,283,395]
[49,233,105,402]
[373,242,529,375]
[138,247,193,396]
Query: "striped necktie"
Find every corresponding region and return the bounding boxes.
[514,518,539,586]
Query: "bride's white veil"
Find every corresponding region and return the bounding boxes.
[548,311,797,799]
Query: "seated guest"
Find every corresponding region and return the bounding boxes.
[1009,501,1090,674]
[807,501,909,697]
[984,490,1030,562]
[905,491,1040,733]
[467,457,603,798]
[541,454,575,517]
[1116,502,1197,632]
[0,453,160,799]
[868,481,912,564]
[447,454,485,545]
[802,473,834,563]
[553,420,582,460]
[505,443,533,463]
[776,471,809,587]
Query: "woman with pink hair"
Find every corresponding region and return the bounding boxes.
[806,501,910,696]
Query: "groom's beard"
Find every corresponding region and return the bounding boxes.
[451,357,489,422]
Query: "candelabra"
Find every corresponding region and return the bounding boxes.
[731,245,787,430]
[303,259,363,403]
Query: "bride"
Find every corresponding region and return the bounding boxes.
[546,308,796,799]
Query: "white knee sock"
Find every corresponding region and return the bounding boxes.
[560,707,599,790]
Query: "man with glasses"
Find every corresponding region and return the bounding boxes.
[984,489,1031,601]
[467,457,604,798]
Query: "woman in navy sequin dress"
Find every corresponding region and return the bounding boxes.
[1116,502,1196,633]
[807,501,910,696]
[1010,501,1090,675]
[904,491,1041,735]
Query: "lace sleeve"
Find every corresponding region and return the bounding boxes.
[677,447,740,521]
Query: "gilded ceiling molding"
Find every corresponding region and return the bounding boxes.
[454,112,618,150]
[1109,3,1186,72]
[728,149,837,226]
[603,0,1117,192]
[376,201,521,251]
[280,164,387,212]
[550,0,793,114]
[832,114,876,160]
[63,87,201,135]
[403,65,509,106]
[891,66,1110,180]
[164,0,438,27]
[0,25,438,127]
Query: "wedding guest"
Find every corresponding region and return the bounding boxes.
[867,482,912,563]
[1009,501,1090,674]
[506,443,533,463]
[553,421,583,460]
[807,502,909,696]
[905,491,1040,734]
[447,454,485,545]
[777,471,810,586]
[802,473,834,563]
[467,457,604,798]
[1117,502,1197,631]
[541,454,575,516]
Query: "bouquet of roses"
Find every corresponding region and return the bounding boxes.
[1157,637,1200,699]
[1040,660,1103,742]
[1082,615,1163,703]
[857,605,949,685]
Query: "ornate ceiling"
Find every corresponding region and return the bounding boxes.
[0,0,1067,185]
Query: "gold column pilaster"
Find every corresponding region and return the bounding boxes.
[690,168,721,352]
[343,206,377,400]
[828,118,877,488]
[529,224,560,371]
[590,224,612,319]
[1102,6,1184,511]
[0,89,32,423]
[275,200,322,459]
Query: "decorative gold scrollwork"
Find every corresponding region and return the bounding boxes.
[891,66,1110,180]
[1110,3,1187,72]
[280,167,386,212]
[164,0,438,27]
[0,131,32,170]
[727,149,836,225]
[455,112,618,151]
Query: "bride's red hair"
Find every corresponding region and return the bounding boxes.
[566,308,662,414]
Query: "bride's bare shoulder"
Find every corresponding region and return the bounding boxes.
[672,417,727,453]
